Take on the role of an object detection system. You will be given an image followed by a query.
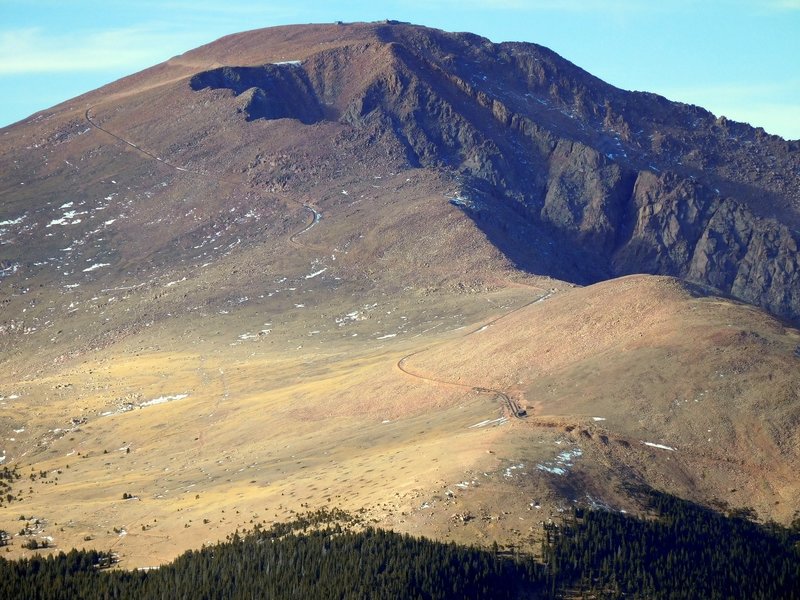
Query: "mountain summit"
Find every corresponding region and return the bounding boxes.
[182,22,800,320]
[5,21,799,320]
[1,22,799,568]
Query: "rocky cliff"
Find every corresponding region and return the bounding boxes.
[183,22,800,320]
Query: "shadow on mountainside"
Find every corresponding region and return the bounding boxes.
[453,190,612,286]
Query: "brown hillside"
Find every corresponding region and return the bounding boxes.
[1,22,799,567]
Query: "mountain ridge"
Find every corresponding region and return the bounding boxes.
[79,20,798,320]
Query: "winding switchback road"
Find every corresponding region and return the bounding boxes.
[396,292,553,420]
[86,101,550,423]
[85,106,321,238]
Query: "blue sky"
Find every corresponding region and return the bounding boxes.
[2,0,799,138]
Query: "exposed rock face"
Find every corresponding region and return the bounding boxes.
[613,172,800,320]
[184,23,800,319]
[190,64,324,124]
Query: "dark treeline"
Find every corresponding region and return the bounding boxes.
[542,488,800,599]
[1,493,799,599]
[0,512,545,600]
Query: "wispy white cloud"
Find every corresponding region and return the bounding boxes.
[0,1,318,77]
[0,26,202,75]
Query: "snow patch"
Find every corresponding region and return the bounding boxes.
[449,196,474,209]
[537,465,566,475]
[0,215,25,226]
[468,417,508,429]
[0,263,20,278]
[335,309,366,326]
[140,394,189,407]
[536,447,583,476]
[83,263,110,272]
[642,441,676,451]
[503,463,525,478]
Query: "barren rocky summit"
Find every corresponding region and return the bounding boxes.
[183,21,800,320]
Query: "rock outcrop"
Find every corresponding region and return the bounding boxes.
[149,22,800,321]
[190,64,324,124]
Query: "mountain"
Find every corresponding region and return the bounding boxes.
[1,21,799,570]
[161,22,800,319]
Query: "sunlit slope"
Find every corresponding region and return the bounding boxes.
[407,275,800,520]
